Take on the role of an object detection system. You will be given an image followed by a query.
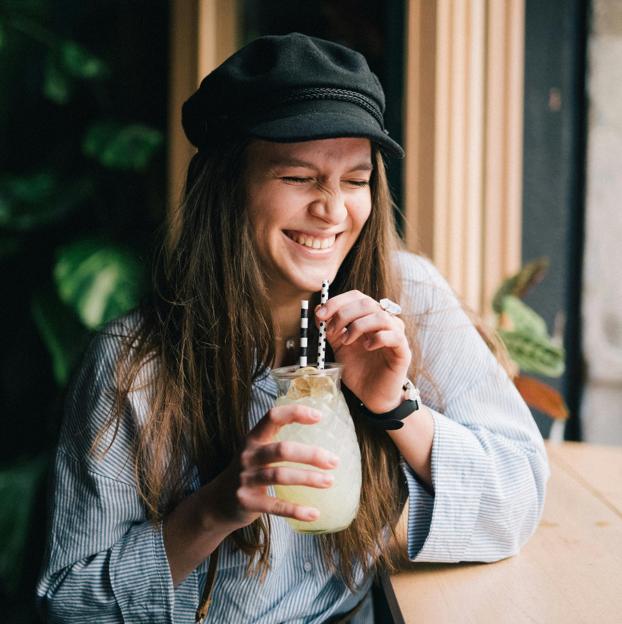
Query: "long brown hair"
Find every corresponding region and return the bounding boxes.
[103,138,423,588]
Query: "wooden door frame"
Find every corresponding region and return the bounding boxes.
[404,0,525,315]
[168,0,239,216]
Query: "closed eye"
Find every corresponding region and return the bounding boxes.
[282,176,312,185]
[281,176,369,187]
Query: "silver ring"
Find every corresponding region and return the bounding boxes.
[378,298,402,316]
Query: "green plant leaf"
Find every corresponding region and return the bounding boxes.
[492,257,550,313]
[61,41,107,79]
[31,284,89,385]
[2,171,56,204]
[499,329,565,377]
[0,172,93,231]
[54,240,146,329]
[499,295,548,338]
[0,455,47,594]
[43,56,72,104]
[83,121,163,171]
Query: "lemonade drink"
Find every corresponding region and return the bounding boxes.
[270,364,362,534]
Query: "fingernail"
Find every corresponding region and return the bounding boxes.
[327,453,340,467]
[322,473,335,484]
[304,508,319,520]
[316,307,326,318]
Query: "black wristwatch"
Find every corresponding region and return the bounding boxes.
[358,380,421,430]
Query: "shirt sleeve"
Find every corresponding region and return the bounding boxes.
[396,252,550,563]
[36,316,199,623]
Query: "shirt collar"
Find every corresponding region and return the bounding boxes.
[254,366,278,399]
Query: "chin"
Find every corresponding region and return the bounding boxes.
[283,265,339,294]
[291,275,333,294]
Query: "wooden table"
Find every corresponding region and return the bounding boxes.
[386,442,622,623]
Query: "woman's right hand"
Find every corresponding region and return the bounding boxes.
[206,405,340,533]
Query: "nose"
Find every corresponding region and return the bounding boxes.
[308,186,348,225]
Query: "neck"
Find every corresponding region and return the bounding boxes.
[273,302,305,340]
[269,288,314,369]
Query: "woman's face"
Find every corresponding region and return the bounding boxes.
[245,137,373,298]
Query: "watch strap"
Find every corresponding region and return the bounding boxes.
[358,399,419,430]
[358,380,421,430]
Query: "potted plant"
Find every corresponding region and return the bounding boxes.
[493,258,568,441]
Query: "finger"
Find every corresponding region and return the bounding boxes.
[340,312,402,346]
[363,330,410,355]
[324,298,380,338]
[241,465,335,489]
[314,290,368,326]
[247,440,340,469]
[237,488,320,522]
[249,405,322,444]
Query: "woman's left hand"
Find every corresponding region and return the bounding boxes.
[315,290,411,413]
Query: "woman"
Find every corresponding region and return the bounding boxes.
[37,33,549,623]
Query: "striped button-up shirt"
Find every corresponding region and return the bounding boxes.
[37,252,549,623]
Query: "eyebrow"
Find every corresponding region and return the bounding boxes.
[268,158,374,172]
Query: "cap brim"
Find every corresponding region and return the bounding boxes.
[246,110,405,159]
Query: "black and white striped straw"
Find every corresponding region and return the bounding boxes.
[299,300,309,368]
[317,279,329,369]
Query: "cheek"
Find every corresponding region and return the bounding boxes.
[246,202,284,262]
[246,183,293,233]
[245,198,273,238]
[351,198,372,233]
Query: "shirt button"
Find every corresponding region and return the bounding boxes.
[303,561,312,572]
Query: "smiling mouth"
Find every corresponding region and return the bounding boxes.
[284,231,338,250]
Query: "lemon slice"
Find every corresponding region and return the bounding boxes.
[287,368,338,399]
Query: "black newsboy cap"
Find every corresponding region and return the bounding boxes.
[182,32,404,158]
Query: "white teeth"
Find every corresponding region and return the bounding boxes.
[288,232,336,250]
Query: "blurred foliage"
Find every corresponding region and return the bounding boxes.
[83,121,163,171]
[31,283,88,386]
[0,0,167,620]
[55,239,145,331]
[493,259,569,421]
[0,171,93,230]
[0,456,47,594]
[492,257,549,314]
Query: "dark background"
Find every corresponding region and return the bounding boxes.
[522,0,588,439]
[0,1,168,620]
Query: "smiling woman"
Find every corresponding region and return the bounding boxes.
[245,138,373,308]
[36,33,549,624]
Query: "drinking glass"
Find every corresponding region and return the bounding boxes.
[270,363,362,534]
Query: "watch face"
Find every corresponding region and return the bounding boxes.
[403,380,421,405]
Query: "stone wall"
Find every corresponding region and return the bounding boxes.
[581,0,622,443]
